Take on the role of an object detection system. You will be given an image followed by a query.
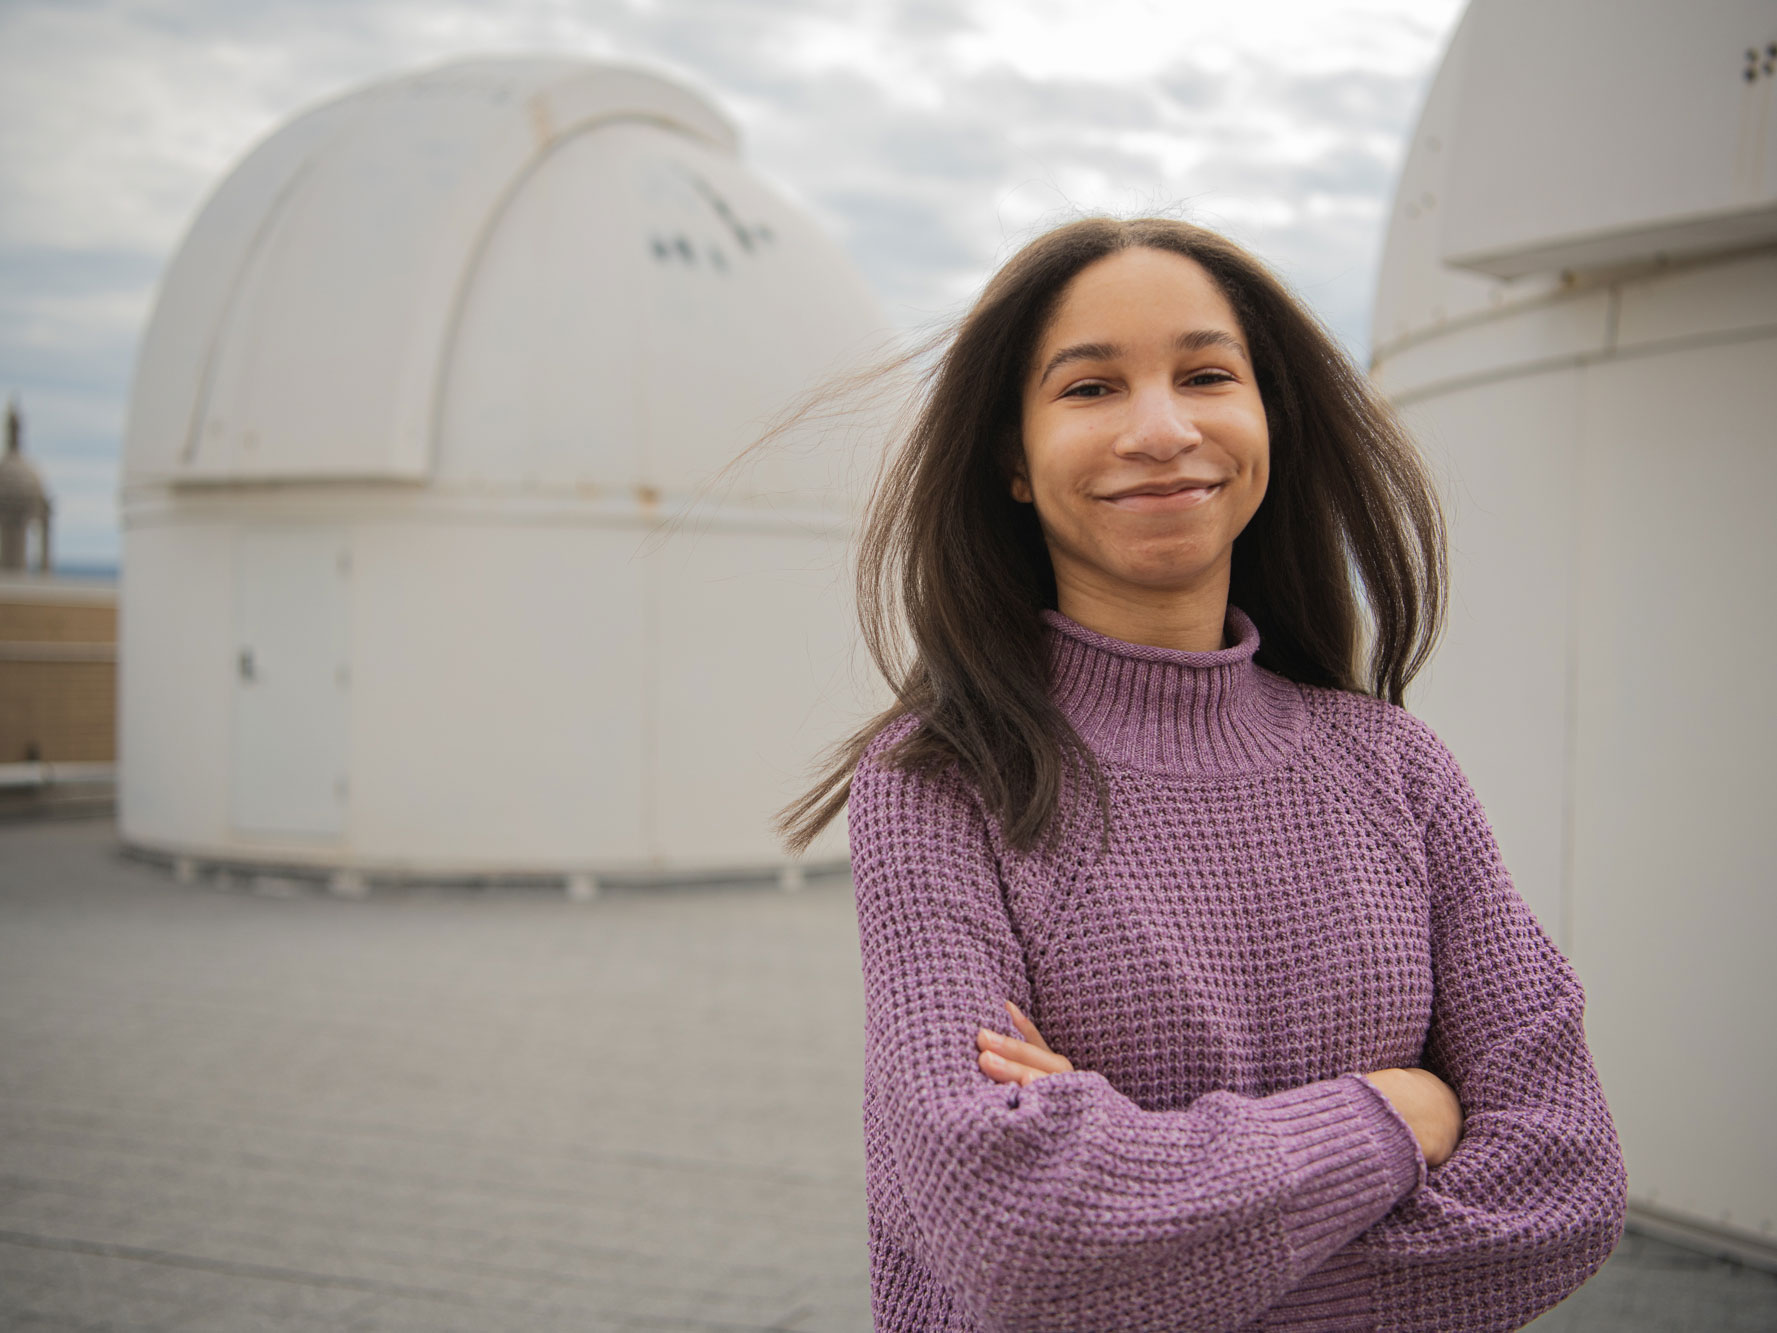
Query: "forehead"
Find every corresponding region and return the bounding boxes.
[1039,247,1241,348]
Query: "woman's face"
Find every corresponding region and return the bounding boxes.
[1014,247,1270,611]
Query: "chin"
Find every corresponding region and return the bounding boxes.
[1116,543,1222,583]
[1112,563,1219,593]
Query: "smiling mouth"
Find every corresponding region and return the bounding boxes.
[1103,481,1224,509]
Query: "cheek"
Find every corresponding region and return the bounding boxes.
[1020,425,1088,503]
[1247,403,1271,470]
[1232,415,1270,489]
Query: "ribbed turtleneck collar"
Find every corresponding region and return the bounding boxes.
[1042,605,1307,778]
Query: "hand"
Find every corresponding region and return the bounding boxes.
[1360,1067,1465,1168]
[976,1000,1075,1087]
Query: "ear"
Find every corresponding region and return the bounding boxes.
[1008,462,1033,505]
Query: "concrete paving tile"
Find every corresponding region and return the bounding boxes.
[0,1196,203,1256]
[601,1281,805,1327]
[171,1283,387,1333]
[0,1314,88,1333]
[1526,1232,1777,1331]
[771,1269,874,1330]
[0,1244,72,1309]
[337,1290,621,1333]
[2,1280,208,1333]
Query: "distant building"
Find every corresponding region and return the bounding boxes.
[0,399,52,573]
[0,574,116,769]
[118,58,890,887]
[1373,0,1775,1268]
[0,400,117,804]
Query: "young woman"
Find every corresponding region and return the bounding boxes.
[779,218,1628,1331]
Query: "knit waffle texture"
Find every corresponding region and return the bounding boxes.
[848,606,1628,1331]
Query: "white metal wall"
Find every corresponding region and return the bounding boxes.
[120,494,862,875]
[1379,250,1777,1253]
[1373,2,1777,1253]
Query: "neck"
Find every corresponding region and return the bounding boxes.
[1051,564,1231,653]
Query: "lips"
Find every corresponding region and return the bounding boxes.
[1101,479,1225,510]
[1106,480,1222,499]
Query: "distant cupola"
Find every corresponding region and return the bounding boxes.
[0,399,53,573]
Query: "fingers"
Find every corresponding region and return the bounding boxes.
[976,1025,1074,1079]
[977,1027,1073,1073]
[979,1048,1049,1086]
[974,1001,1075,1087]
[1004,999,1053,1051]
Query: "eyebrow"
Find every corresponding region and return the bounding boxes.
[1037,328,1250,385]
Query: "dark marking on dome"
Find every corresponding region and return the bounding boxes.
[687,173,773,257]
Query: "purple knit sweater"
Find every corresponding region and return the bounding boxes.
[847,606,1627,1332]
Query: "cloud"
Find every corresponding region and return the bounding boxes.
[0,0,1463,561]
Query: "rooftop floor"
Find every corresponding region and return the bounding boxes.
[1,818,1772,1332]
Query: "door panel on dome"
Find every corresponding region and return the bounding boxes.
[230,527,351,838]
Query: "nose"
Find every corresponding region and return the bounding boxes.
[1113,380,1202,460]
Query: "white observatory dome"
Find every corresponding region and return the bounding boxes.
[1373,0,1776,1267]
[119,58,892,884]
[124,56,882,500]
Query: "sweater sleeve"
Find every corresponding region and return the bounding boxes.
[1344,745,1629,1331]
[849,732,1425,1333]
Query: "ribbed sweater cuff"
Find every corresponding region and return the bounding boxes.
[1264,1244,1374,1330]
[1255,1075,1426,1261]
[1343,1071,1429,1200]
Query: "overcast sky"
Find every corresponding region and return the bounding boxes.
[0,0,1464,566]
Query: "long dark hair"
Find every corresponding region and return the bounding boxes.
[777,216,1445,856]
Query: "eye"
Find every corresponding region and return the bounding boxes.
[1181,369,1236,388]
[1060,381,1112,399]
